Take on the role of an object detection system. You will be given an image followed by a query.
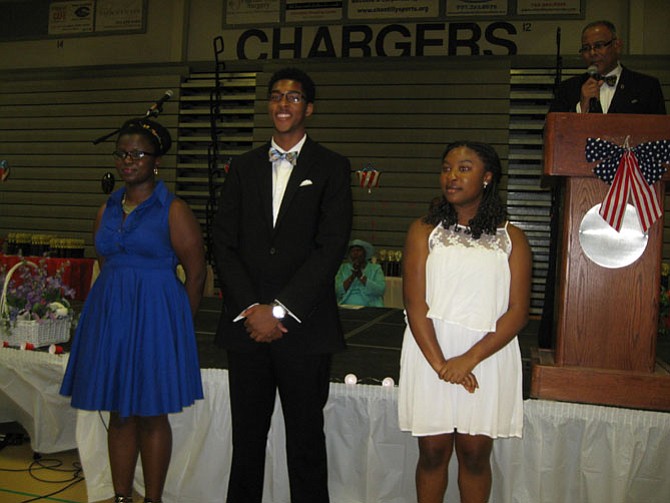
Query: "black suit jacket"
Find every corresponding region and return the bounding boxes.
[549,66,666,115]
[212,136,353,355]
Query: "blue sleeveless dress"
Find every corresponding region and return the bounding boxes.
[60,181,204,417]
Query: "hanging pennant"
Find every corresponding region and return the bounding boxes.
[356,164,381,194]
[0,160,9,182]
[223,156,233,175]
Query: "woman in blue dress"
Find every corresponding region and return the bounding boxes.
[60,118,206,503]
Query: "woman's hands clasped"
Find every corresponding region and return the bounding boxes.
[435,354,479,394]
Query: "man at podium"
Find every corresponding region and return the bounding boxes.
[549,20,666,115]
[540,19,667,349]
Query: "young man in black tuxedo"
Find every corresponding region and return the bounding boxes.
[549,20,666,115]
[212,67,353,503]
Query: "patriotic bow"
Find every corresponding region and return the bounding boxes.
[586,137,670,232]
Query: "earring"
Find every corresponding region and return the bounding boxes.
[154,168,159,176]
[483,181,488,188]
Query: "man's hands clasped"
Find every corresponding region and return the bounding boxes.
[243,304,288,343]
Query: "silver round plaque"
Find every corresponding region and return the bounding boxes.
[578,204,648,269]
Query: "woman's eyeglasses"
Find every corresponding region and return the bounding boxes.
[112,150,157,161]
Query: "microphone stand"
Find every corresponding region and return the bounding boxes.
[91,99,166,145]
[553,27,562,97]
[540,26,563,349]
[92,128,120,145]
[205,35,227,267]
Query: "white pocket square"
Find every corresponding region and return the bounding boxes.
[299,179,313,187]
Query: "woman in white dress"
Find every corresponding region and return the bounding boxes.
[398,141,532,502]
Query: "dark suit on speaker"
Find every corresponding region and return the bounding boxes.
[212,132,352,502]
[549,66,666,114]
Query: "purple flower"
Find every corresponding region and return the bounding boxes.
[2,260,74,324]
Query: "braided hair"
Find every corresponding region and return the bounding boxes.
[424,141,507,239]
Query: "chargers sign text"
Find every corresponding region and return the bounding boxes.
[231,22,518,59]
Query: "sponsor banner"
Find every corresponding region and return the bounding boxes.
[48,1,94,35]
[226,0,281,25]
[348,0,438,20]
[517,0,581,15]
[286,0,343,23]
[446,0,509,16]
[96,0,144,31]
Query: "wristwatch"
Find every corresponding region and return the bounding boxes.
[270,301,287,320]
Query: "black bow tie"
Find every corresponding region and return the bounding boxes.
[602,75,617,86]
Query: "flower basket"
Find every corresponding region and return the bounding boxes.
[0,261,72,347]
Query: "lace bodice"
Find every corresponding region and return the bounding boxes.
[425,223,512,332]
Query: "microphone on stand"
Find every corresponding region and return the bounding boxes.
[92,90,175,145]
[145,90,173,118]
[587,65,602,113]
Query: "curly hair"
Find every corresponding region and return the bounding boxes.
[424,141,507,239]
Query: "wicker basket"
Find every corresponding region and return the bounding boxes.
[0,260,72,347]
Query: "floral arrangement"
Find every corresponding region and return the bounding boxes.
[1,260,75,328]
[659,262,670,337]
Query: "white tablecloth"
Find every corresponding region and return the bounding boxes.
[0,347,76,453]
[2,350,670,502]
[78,370,670,503]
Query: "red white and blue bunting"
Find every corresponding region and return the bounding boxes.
[585,137,670,233]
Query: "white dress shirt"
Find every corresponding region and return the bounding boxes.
[270,135,307,226]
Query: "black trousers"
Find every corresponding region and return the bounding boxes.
[226,347,332,503]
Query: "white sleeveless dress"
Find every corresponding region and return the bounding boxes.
[398,222,523,438]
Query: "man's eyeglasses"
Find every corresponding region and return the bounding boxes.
[268,91,305,103]
[579,38,616,54]
[112,150,157,161]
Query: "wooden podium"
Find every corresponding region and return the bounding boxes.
[531,112,670,411]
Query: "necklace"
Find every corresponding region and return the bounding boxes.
[121,195,138,215]
[452,223,472,235]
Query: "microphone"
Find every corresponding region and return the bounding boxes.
[587,64,602,81]
[145,90,173,118]
[586,65,601,113]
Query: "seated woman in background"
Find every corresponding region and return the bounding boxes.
[335,239,386,307]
